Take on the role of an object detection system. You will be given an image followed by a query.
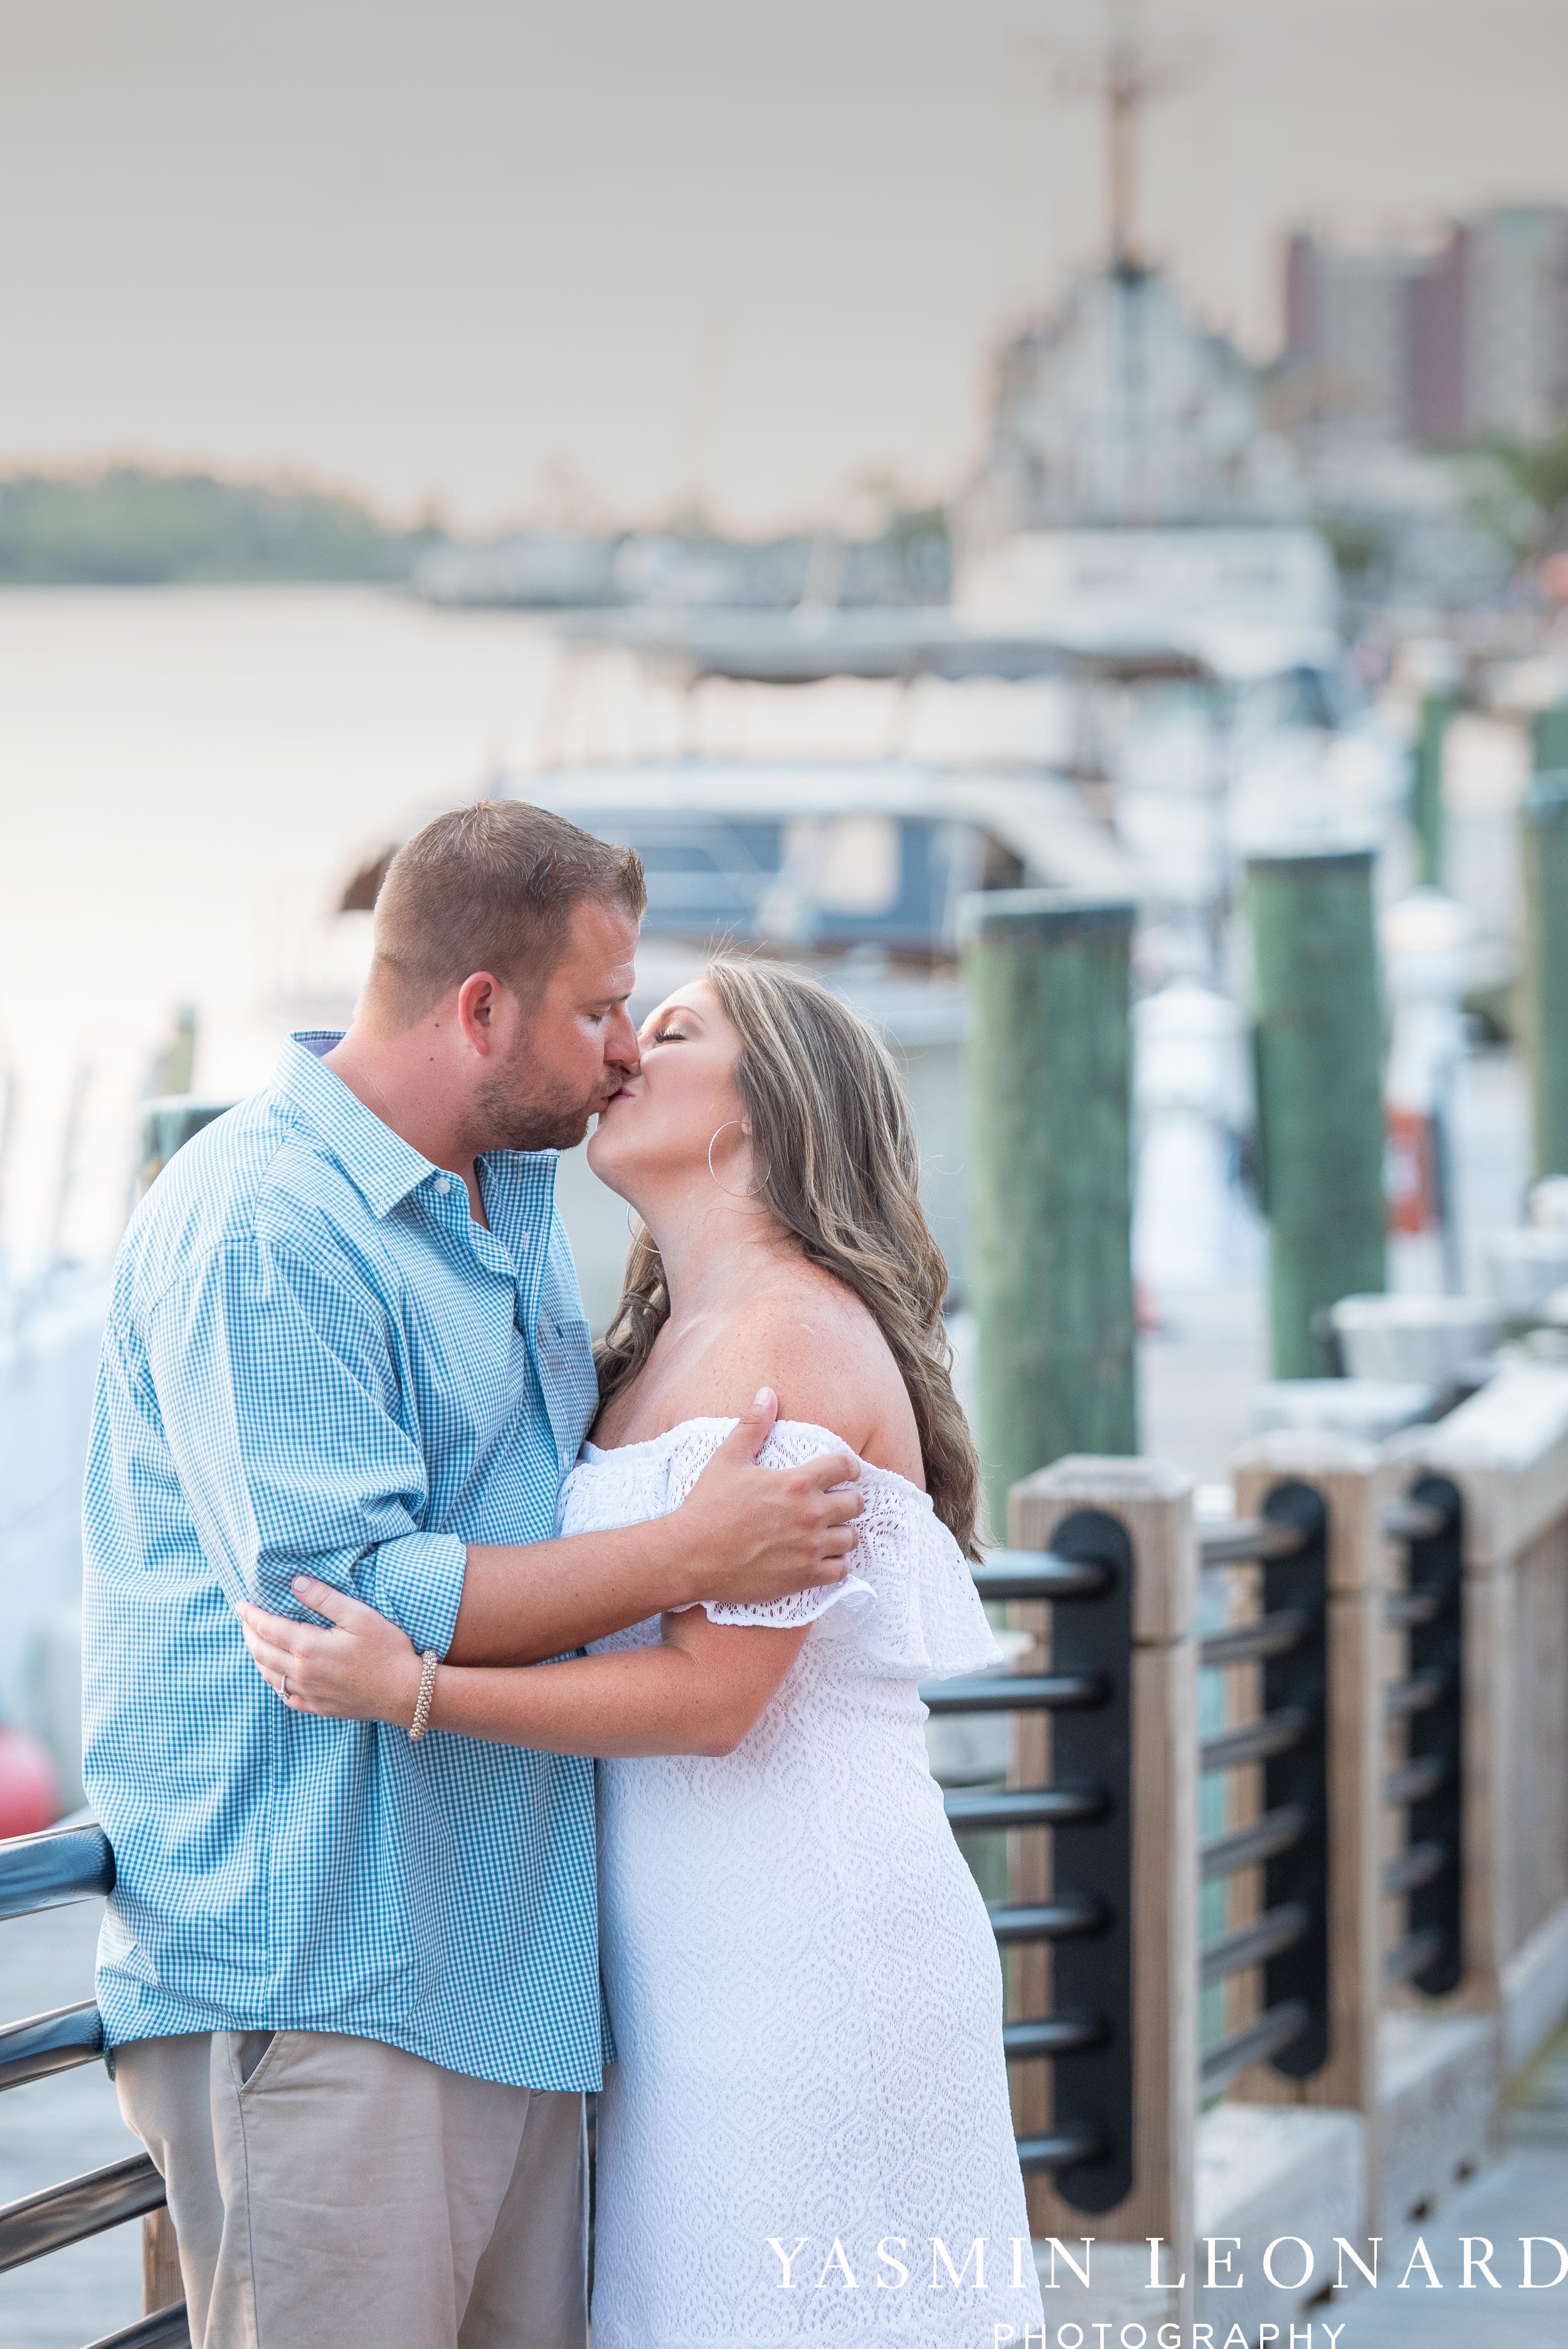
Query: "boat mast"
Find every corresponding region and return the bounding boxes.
[1106,0,1145,273]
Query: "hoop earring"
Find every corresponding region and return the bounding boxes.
[707,1121,753,1199]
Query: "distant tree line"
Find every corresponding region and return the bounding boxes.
[0,464,953,600]
[0,469,444,585]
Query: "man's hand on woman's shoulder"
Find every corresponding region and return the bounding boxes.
[676,1388,864,1608]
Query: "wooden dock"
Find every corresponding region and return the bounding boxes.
[1339,2025,1568,2343]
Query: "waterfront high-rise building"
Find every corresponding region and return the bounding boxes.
[1283,206,1568,448]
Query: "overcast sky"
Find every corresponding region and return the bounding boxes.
[2,0,1565,529]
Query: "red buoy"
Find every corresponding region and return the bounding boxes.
[0,1727,61,1840]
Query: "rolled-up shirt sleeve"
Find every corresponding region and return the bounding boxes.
[144,1228,467,1655]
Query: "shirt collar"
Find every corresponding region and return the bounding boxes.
[275,1032,445,1220]
[274,1034,564,1258]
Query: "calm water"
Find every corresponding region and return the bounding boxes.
[0,586,562,1268]
[0,582,952,1277]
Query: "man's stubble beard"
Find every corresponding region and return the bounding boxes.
[473,1052,618,1155]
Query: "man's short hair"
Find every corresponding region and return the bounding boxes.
[367,800,645,1029]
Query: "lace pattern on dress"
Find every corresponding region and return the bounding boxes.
[596,1417,1003,1680]
[573,1413,1042,2349]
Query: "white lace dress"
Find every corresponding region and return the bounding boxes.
[559,1418,1045,2349]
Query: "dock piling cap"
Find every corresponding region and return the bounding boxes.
[1243,843,1376,877]
[957,887,1138,947]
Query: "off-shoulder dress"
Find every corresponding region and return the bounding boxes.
[558,1418,1045,2349]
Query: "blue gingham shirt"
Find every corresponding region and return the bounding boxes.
[82,1033,608,2089]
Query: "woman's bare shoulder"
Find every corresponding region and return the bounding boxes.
[695,1265,924,1483]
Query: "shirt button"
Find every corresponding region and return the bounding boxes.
[435,1176,453,1196]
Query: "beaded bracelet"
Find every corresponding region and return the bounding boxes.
[410,1650,440,1742]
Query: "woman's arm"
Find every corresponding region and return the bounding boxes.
[430,1606,808,1756]
[239,1574,809,1758]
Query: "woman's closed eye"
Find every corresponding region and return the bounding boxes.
[647,1024,688,1046]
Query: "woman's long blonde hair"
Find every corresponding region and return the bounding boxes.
[595,956,982,1558]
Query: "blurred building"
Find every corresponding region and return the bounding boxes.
[958,259,1335,638]
[1283,206,1568,450]
[965,263,1301,538]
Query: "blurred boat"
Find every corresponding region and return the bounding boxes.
[325,748,1149,1332]
[546,603,1410,978]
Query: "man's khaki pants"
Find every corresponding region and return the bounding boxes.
[114,2030,588,2349]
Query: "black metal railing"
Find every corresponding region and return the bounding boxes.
[1195,1477,1470,2099]
[927,1520,1133,2213]
[1383,1478,1465,1995]
[0,1823,189,2348]
[84,2315,191,2349]
[1197,1485,1331,2095]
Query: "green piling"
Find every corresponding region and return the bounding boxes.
[138,1096,233,1197]
[1412,692,1456,889]
[1522,772,1568,1179]
[962,891,1136,1532]
[1248,849,1386,1376]
[1532,703,1568,775]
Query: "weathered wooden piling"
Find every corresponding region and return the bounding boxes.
[1412,691,1456,889]
[1522,772,1568,1179]
[961,891,1136,1531]
[1247,849,1385,1377]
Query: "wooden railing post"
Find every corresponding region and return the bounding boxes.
[1007,1455,1197,2281]
[1226,1431,1392,2128]
[142,2206,181,2313]
[1397,1364,1568,2064]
